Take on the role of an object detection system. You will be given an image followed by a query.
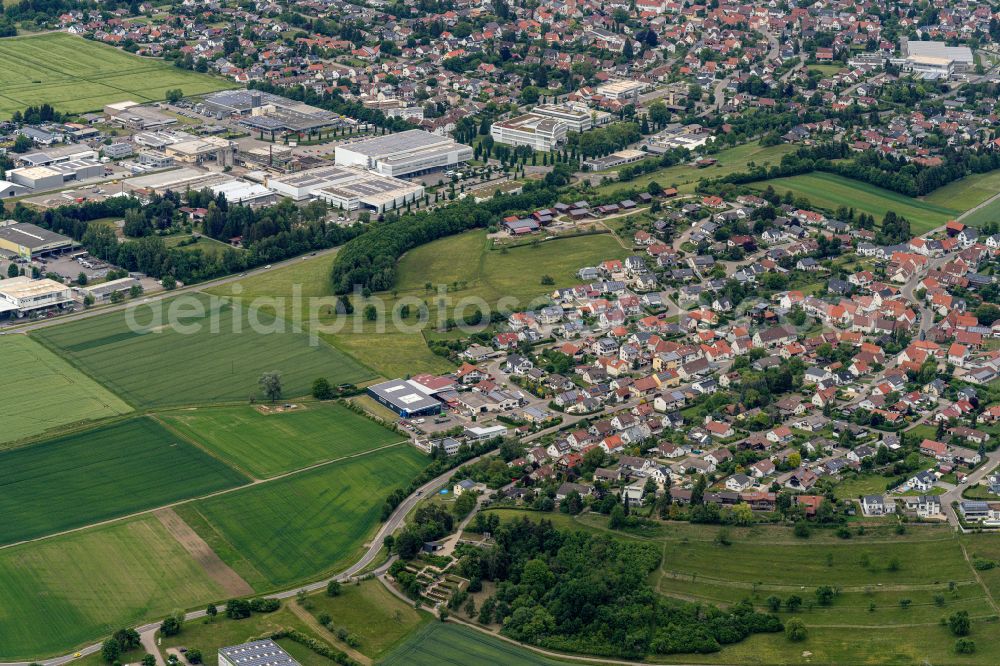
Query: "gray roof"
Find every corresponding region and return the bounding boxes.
[219,640,299,666]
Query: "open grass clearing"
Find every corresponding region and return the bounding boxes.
[304,579,430,659]
[175,444,428,589]
[959,193,1000,228]
[158,402,402,479]
[923,168,1000,213]
[162,234,240,257]
[0,516,232,660]
[0,33,234,118]
[593,141,798,197]
[32,292,375,408]
[0,334,132,448]
[750,172,958,234]
[381,621,570,666]
[0,416,248,546]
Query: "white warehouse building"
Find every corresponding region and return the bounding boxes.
[334,129,472,177]
[267,164,423,212]
[490,113,568,152]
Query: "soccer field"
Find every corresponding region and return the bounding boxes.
[159,403,403,478]
[0,417,248,545]
[751,172,958,234]
[0,516,233,660]
[176,444,428,589]
[32,293,376,409]
[0,334,132,448]
[0,33,234,117]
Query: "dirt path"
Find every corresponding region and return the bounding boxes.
[286,601,371,665]
[154,508,253,597]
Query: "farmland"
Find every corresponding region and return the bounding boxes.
[159,403,403,478]
[0,33,234,117]
[958,194,1000,228]
[0,516,232,659]
[750,172,959,233]
[32,292,375,408]
[0,334,132,448]
[594,141,798,196]
[922,168,1000,214]
[485,510,1000,665]
[175,444,428,589]
[382,622,568,666]
[0,417,248,545]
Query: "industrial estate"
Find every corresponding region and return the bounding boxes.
[3,0,1000,664]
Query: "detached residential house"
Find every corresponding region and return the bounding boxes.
[906,470,936,493]
[861,495,892,516]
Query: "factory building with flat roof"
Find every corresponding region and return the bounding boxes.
[0,221,74,258]
[267,164,423,211]
[531,104,596,133]
[334,129,472,177]
[595,79,649,102]
[490,113,568,152]
[366,378,444,417]
[0,276,74,317]
[218,640,299,666]
[899,40,975,79]
[7,159,104,191]
[198,90,348,133]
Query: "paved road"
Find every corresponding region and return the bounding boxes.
[940,450,1000,528]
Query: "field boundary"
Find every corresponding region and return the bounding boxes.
[154,507,254,597]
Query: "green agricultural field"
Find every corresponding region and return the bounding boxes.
[595,141,798,196]
[750,172,958,234]
[0,334,132,448]
[923,168,1000,214]
[0,33,234,117]
[159,403,402,478]
[0,416,247,545]
[382,622,568,666]
[175,444,428,589]
[959,194,1000,228]
[0,516,232,660]
[305,579,430,659]
[32,292,375,408]
[162,234,241,257]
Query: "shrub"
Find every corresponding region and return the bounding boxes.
[185,649,202,664]
[955,638,976,654]
[249,598,280,613]
[948,610,971,636]
[785,618,807,642]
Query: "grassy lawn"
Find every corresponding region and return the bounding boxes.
[0,33,234,118]
[0,416,247,545]
[959,194,1000,228]
[0,334,132,448]
[382,622,569,666]
[32,292,375,409]
[204,252,339,314]
[158,403,403,479]
[305,579,430,659]
[158,608,336,666]
[175,444,427,589]
[833,472,894,500]
[163,234,240,257]
[750,172,959,233]
[807,64,845,76]
[923,169,1000,213]
[0,516,232,660]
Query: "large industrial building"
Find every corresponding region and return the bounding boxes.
[900,40,974,79]
[7,159,103,190]
[163,136,237,166]
[490,113,567,151]
[197,90,348,134]
[0,221,74,258]
[334,129,472,177]
[531,104,595,133]
[0,276,74,317]
[595,79,649,102]
[367,378,444,418]
[104,101,178,129]
[267,164,423,211]
[218,640,300,666]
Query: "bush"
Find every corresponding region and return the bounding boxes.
[160,616,181,637]
[185,649,202,664]
[955,638,976,654]
[793,521,810,538]
[766,595,781,612]
[225,598,252,619]
[948,610,971,636]
[327,580,342,596]
[249,598,280,613]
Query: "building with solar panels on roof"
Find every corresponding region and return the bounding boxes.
[218,640,300,666]
[197,90,351,134]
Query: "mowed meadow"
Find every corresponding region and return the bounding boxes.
[0,334,132,447]
[32,292,375,408]
[175,444,427,589]
[159,402,403,478]
[0,417,248,545]
[0,33,234,117]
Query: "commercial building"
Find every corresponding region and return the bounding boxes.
[218,640,299,666]
[367,378,444,418]
[490,113,567,152]
[164,137,237,166]
[0,221,74,258]
[0,276,74,317]
[102,143,134,159]
[198,90,347,134]
[595,79,649,102]
[899,40,974,79]
[267,164,423,211]
[335,129,472,177]
[104,101,177,129]
[531,103,594,132]
[74,276,139,303]
[583,149,647,171]
[6,159,104,190]
[210,179,279,207]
